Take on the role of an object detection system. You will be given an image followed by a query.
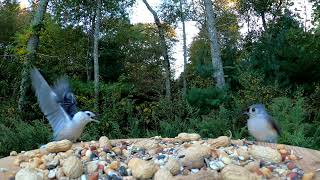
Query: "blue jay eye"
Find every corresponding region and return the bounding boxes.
[252,108,255,112]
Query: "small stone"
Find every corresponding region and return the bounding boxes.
[10,151,18,156]
[209,160,225,170]
[164,158,180,175]
[88,172,99,180]
[109,161,120,170]
[157,154,166,160]
[87,161,98,174]
[118,166,128,176]
[287,162,296,170]
[86,149,92,157]
[122,176,135,180]
[90,145,97,151]
[122,149,129,157]
[274,168,288,176]
[287,172,298,180]
[191,168,199,173]
[112,147,122,155]
[302,172,315,180]
[80,174,87,180]
[90,152,99,161]
[48,169,57,179]
[221,156,232,165]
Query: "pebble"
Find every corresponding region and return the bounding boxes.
[191,168,199,173]
[157,154,166,160]
[287,162,296,170]
[221,156,232,165]
[287,172,298,180]
[209,160,225,170]
[48,169,57,179]
[10,136,308,180]
[118,166,128,176]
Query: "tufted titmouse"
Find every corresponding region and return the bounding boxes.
[243,104,281,143]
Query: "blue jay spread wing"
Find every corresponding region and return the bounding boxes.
[52,77,77,118]
[31,68,71,137]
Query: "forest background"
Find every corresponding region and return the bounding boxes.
[1,0,320,157]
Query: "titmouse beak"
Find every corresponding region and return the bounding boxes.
[242,108,249,115]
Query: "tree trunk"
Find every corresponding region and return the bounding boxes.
[142,0,171,99]
[180,0,188,97]
[203,0,225,88]
[261,11,267,30]
[18,0,49,113]
[93,0,101,111]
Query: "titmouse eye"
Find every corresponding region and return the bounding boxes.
[86,112,91,117]
[252,108,255,112]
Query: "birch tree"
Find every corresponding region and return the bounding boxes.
[142,0,171,99]
[203,0,225,88]
[179,0,188,97]
[93,0,101,111]
[18,0,49,113]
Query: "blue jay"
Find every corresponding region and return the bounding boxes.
[31,68,99,142]
[243,104,281,143]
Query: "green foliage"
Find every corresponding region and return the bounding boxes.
[270,97,315,148]
[0,117,50,157]
[187,87,228,114]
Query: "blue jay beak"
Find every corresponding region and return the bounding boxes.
[90,113,100,123]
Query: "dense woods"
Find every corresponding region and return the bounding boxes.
[1,0,320,157]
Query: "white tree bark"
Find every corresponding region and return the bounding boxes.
[203,0,225,88]
[180,0,188,97]
[18,0,49,113]
[142,0,171,99]
[93,0,101,111]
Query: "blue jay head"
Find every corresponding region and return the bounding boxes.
[83,111,99,123]
[243,104,267,118]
